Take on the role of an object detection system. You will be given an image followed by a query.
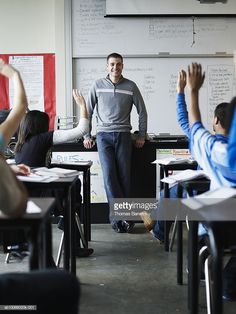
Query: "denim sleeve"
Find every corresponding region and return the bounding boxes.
[176,93,190,139]
[228,108,236,171]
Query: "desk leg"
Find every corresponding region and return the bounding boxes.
[188,221,199,314]
[210,227,223,314]
[83,169,91,243]
[42,221,53,268]
[64,184,76,274]
[70,184,76,274]
[177,221,183,285]
[64,191,70,271]
[164,183,170,252]
[177,184,183,285]
[164,221,171,252]
[29,226,39,270]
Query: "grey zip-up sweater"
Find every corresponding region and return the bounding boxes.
[85,75,147,139]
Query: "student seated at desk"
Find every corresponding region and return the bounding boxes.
[227,96,236,171]
[14,89,89,166]
[0,164,80,313]
[0,58,27,151]
[0,59,31,215]
[185,63,236,301]
[0,153,28,217]
[141,68,229,243]
[0,61,80,313]
[14,90,93,257]
[0,156,80,314]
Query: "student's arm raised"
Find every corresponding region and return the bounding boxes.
[187,63,205,128]
[0,59,28,145]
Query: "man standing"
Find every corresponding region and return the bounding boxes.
[83,52,147,233]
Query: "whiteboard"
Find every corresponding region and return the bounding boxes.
[73,57,236,135]
[106,0,236,16]
[72,0,236,56]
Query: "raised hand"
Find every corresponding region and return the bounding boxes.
[177,70,187,93]
[72,89,86,107]
[187,63,205,92]
[72,89,88,119]
[0,58,18,79]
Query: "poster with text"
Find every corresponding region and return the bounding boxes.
[0,54,56,130]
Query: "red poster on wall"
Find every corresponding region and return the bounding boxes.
[0,54,56,130]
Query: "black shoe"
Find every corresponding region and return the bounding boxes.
[122,221,135,233]
[111,221,126,233]
[75,247,94,258]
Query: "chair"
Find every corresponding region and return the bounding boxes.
[184,191,236,314]
[56,212,88,267]
[202,221,236,314]
[0,269,79,314]
[159,161,198,251]
[176,178,210,286]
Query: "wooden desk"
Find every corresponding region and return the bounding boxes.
[21,176,78,274]
[0,197,55,270]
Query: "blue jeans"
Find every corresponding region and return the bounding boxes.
[153,185,205,241]
[153,185,188,241]
[96,132,132,210]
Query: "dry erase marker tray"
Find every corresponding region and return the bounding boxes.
[152,135,188,142]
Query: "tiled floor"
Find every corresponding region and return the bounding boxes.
[0,224,235,314]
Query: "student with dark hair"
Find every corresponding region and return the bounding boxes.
[141,69,230,242]
[14,90,94,257]
[83,52,147,233]
[226,96,236,170]
[186,63,236,301]
[15,90,89,167]
[186,63,236,187]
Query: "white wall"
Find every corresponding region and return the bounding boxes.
[0,0,67,117]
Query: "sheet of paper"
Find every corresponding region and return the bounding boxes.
[152,156,194,165]
[17,173,58,183]
[161,169,209,185]
[26,201,42,213]
[33,167,79,177]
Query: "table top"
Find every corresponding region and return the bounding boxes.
[0,197,55,222]
[21,175,79,189]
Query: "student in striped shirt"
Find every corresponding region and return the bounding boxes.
[141,69,230,243]
[187,63,236,189]
[187,63,236,301]
[227,96,236,172]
